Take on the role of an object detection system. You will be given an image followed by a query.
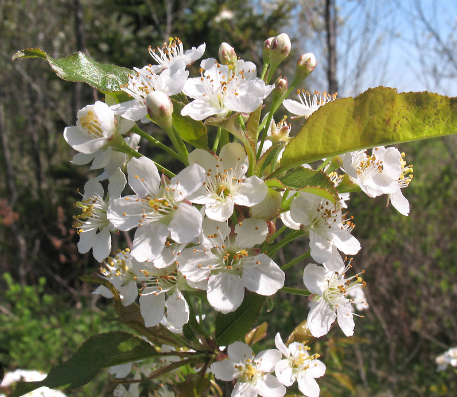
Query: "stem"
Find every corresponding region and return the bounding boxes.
[270,225,287,241]
[281,251,310,271]
[260,62,270,81]
[267,229,306,256]
[317,157,331,171]
[172,125,189,164]
[212,127,222,153]
[130,124,181,161]
[185,292,210,341]
[280,287,310,296]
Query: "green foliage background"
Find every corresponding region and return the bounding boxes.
[1,1,457,396]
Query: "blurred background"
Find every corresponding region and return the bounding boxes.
[1,0,457,396]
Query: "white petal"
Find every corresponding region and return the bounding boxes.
[139,291,166,328]
[119,281,138,306]
[303,264,329,295]
[207,273,244,313]
[90,148,112,169]
[309,231,332,264]
[242,255,284,295]
[77,228,96,254]
[170,164,206,198]
[83,177,104,199]
[71,152,95,165]
[255,374,286,397]
[131,222,168,262]
[274,333,290,357]
[306,360,326,378]
[127,157,160,197]
[165,290,189,328]
[275,359,295,386]
[210,359,238,381]
[332,231,361,255]
[235,218,268,248]
[234,176,268,207]
[390,190,410,216]
[307,300,336,338]
[92,227,111,262]
[107,196,145,231]
[169,203,202,244]
[323,246,345,272]
[108,168,127,199]
[337,303,355,336]
[255,349,282,372]
[297,373,320,397]
[228,341,254,364]
[279,211,300,230]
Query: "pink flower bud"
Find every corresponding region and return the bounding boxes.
[218,42,237,65]
[146,91,173,130]
[271,33,291,57]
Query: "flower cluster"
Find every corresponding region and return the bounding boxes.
[59,34,415,396]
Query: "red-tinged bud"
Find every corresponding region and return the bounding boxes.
[271,33,291,59]
[263,37,275,64]
[271,76,288,103]
[294,53,317,83]
[146,91,173,130]
[218,42,237,66]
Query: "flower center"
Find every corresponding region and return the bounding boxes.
[80,110,104,138]
[73,195,109,233]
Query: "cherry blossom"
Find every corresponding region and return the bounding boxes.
[107,157,205,261]
[179,217,284,314]
[274,333,326,397]
[210,341,285,397]
[188,143,268,221]
[303,263,365,337]
[283,90,336,118]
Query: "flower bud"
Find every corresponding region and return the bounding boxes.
[271,33,291,60]
[218,42,237,66]
[263,37,274,64]
[271,76,288,104]
[146,91,173,130]
[294,53,317,83]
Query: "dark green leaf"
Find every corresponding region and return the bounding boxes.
[172,100,208,149]
[266,168,339,204]
[12,48,132,91]
[8,332,157,397]
[281,87,457,172]
[172,374,212,397]
[215,293,265,346]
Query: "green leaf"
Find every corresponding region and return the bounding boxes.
[215,293,265,346]
[327,372,356,393]
[285,319,313,346]
[8,332,158,397]
[245,322,268,346]
[280,86,457,172]
[246,105,262,143]
[172,100,208,149]
[172,374,212,397]
[266,168,339,204]
[12,48,132,91]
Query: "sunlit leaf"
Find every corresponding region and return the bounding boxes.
[286,319,313,346]
[12,48,132,91]
[327,372,356,392]
[280,87,457,172]
[266,168,339,204]
[245,322,268,346]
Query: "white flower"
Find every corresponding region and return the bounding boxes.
[303,263,365,337]
[93,250,142,306]
[181,59,273,120]
[290,192,361,264]
[71,133,140,178]
[188,143,268,221]
[340,146,413,215]
[113,372,140,397]
[74,170,126,262]
[210,341,285,397]
[139,262,190,329]
[179,217,284,314]
[64,101,134,154]
[436,347,457,371]
[111,63,188,122]
[274,333,326,397]
[108,157,205,262]
[148,38,206,74]
[283,91,336,118]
